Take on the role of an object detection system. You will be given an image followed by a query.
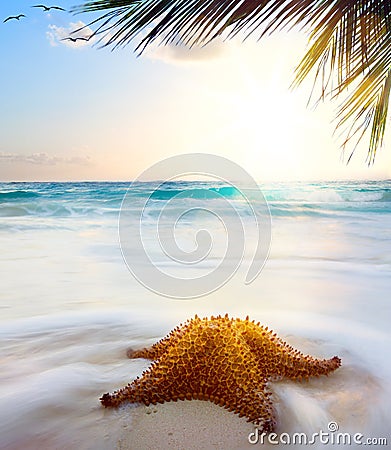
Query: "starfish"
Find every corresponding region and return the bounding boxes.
[100,315,341,431]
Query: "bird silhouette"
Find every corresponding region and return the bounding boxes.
[3,14,26,23]
[32,5,65,11]
[61,36,89,42]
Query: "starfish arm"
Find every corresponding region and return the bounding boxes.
[101,354,202,407]
[126,347,158,360]
[100,383,137,407]
[279,354,341,380]
[236,320,341,379]
[100,354,276,431]
[100,362,179,407]
[127,320,193,360]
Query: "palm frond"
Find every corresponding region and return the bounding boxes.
[292,1,391,163]
[73,0,391,163]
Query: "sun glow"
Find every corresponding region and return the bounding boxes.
[201,43,316,181]
[185,38,390,182]
[231,73,302,176]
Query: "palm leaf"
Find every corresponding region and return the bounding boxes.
[73,0,391,163]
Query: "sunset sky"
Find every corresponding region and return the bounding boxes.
[1,0,390,182]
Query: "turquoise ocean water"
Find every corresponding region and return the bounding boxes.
[0,180,390,449]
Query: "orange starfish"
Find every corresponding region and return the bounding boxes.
[100,315,341,431]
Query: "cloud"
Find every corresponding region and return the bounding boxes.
[0,152,92,166]
[143,39,227,65]
[46,21,95,48]
[129,23,228,65]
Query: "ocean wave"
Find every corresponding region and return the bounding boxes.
[263,188,390,203]
[0,181,390,219]
[0,203,120,218]
[268,204,334,218]
[0,190,40,202]
[379,191,391,202]
[0,206,32,217]
[145,185,240,200]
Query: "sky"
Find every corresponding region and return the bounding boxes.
[1,0,390,182]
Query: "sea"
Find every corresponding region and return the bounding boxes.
[0,180,390,449]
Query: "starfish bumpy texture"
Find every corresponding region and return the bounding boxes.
[101,315,341,431]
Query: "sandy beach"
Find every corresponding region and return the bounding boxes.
[117,401,254,450]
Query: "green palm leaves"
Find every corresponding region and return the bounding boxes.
[74,0,391,163]
[291,2,391,163]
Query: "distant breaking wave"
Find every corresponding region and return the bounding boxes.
[148,185,240,200]
[0,190,40,201]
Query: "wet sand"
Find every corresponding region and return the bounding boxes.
[116,401,255,450]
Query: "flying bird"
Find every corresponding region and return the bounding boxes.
[3,14,26,23]
[32,5,65,11]
[61,36,89,42]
